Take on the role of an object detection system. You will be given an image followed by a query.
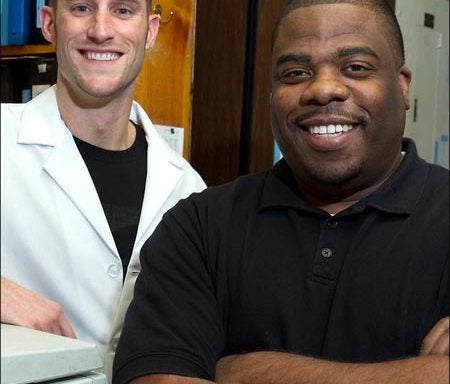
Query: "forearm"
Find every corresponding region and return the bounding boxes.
[216,352,449,384]
[130,374,214,384]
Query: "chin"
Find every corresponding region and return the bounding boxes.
[81,83,127,99]
[308,162,362,186]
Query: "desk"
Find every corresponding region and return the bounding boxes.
[1,324,107,384]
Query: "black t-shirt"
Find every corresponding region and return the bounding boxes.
[113,139,449,382]
[74,123,147,278]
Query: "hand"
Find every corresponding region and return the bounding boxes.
[1,277,76,338]
[420,317,449,356]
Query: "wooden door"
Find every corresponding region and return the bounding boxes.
[190,0,285,186]
[249,0,286,174]
[134,0,196,159]
[190,0,248,185]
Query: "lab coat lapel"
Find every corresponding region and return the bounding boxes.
[132,103,183,248]
[43,135,119,257]
[18,87,119,258]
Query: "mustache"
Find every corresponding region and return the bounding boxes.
[292,106,366,126]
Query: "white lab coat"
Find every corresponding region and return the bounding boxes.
[1,86,206,378]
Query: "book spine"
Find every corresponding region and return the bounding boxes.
[1,0,10,45]
[8,0,31,45]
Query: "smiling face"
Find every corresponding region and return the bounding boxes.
[41,0,159,102]
[271,4,411,200]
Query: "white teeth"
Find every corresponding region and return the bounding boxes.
[86,52,119,61]
[308,124,354,135]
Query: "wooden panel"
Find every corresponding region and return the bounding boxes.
[134,0,195,159]
[0,44,55,57]
[249,0,285,173]
[190,0,248,185]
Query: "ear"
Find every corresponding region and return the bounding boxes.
[40,5,56,45]
[398,65,412,111]
[145,14,160,50]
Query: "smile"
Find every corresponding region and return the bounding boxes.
[308,124,354,135]
[84,51,121,61]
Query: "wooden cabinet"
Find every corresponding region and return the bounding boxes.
[134,0,196,159]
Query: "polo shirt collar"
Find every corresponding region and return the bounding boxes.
[259,138,428,216]
[363,138,428,214]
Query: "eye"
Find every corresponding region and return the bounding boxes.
[71,4,92,14]
[342,63,374,77]
[114,7,133,16]
[112,1,140,17]
[277,68,312,84]
[346,64,367,72]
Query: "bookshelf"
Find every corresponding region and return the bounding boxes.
[1,43,56,103]
[0,44,55,57]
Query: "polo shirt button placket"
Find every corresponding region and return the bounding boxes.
[321,247,333,258]
[327,220,338,229]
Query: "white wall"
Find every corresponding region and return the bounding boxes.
[396,0,449,168]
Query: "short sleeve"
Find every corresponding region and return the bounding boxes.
[113,195,224,383]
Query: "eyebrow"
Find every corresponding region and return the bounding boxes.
[336,46,380,60]
[275,46,380,68]
[275,53,312,68]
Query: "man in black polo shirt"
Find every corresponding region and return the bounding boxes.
[113,0,449,383]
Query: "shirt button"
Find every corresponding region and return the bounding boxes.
[321,248,333,258]
[327,220,338,229]
[107,263,122,278]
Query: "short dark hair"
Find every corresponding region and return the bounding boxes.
[273,0,405,66]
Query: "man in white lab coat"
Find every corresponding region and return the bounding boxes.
[0,0,205,378]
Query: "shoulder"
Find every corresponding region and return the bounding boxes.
[425,162,449,187]
[169,171,271,222]
[420,161,449,204]
[198,170,268,200]
[1,103,24,147]
[402,139,448,205]
[423,164,449,221]
[1,102,24,125]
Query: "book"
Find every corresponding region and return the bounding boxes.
[7,0,31,45]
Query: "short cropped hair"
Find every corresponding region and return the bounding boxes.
[273,0,405,67]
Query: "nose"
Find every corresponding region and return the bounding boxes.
[87,10,115,43]
[300,68,349,105]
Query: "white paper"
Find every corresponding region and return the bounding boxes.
[32,84,51,99]
[154,124,184,156]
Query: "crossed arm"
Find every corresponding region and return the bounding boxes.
[128,317,449,384]
[2,274,448,383]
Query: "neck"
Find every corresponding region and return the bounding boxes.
[55,81,136,151]
[297,156,403,215]
[299,181,384,215]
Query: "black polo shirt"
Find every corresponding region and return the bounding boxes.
[113,139,449,383]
